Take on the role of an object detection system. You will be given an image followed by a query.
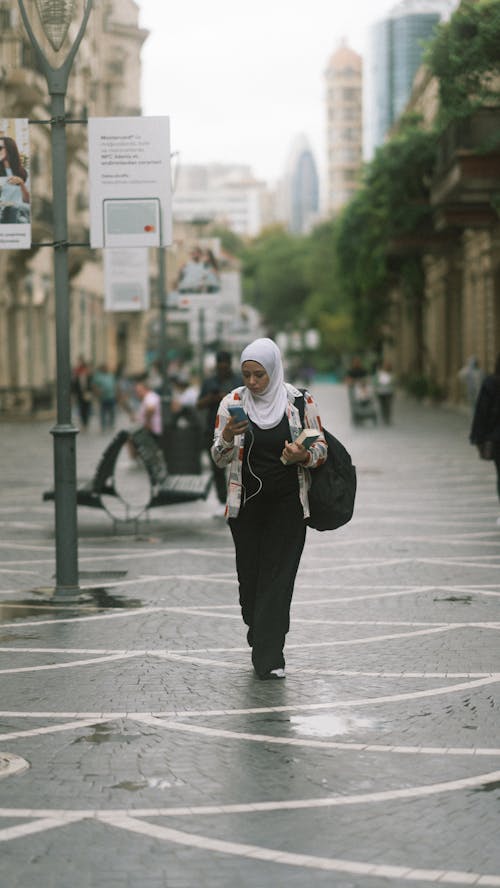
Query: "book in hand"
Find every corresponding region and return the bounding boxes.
[280,428,320,464]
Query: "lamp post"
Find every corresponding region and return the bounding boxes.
[18,0,93,600]
[157,245,172,433]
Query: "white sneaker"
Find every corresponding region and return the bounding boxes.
[268,668,286,679]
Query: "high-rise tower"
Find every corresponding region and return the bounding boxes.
[324,42,363,216]
[364,0,455,159]
[283,134,320,234]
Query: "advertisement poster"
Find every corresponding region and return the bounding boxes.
[0,118,31,250]
[104,248,150,312]
[88,117,172,249]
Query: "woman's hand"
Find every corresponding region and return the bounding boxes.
[281,440,309,465]
[7,176,23,186]
[222,416,248,443]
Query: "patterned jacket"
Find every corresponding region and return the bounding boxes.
[211,383,328,519]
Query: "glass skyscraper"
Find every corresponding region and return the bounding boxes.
[285,134,320,234]
[364,0,455,159]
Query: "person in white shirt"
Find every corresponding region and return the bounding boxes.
[134,376,162,442]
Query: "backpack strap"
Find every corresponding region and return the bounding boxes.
[294,388,306,426]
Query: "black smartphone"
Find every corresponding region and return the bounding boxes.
[228,405,248,423]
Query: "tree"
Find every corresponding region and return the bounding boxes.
[425,0,500,126]
[241,228,309,330]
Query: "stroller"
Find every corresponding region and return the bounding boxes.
[349,379,378,425]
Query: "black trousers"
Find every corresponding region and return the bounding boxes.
[229,488,306,676]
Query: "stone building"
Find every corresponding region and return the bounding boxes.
[0,0,148,416]
[324,42,363,216]
[385,63,500,399]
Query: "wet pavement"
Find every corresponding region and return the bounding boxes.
[1,384,500,888]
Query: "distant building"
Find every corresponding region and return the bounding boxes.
[364,0,455,159]
[172,163,270,237]
[324,42,363,216]
[282,134,320,235]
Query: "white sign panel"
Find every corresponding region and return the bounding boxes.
[104,248,150,312]
[88,117,172,249]
[0,118,31,250]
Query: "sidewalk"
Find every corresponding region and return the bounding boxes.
[1,384,500,888]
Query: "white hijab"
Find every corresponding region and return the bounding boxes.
[240,338,288,429]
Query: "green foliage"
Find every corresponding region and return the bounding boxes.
[241,228,310,329]
[425,0,500,124]
[333,120,437,347]
[207,225,246,257]
[401,373,447,402]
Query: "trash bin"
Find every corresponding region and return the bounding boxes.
[162,408,203,474]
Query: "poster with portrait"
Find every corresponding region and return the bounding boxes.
[0,118,31,249]
[88,116,172,249]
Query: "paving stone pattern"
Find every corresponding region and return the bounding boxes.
[0,384,499,888]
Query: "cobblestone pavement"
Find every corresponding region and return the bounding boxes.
[1,384,499,888]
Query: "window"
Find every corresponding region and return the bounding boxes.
[0,7,11,28]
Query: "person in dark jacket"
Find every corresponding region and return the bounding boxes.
[470,353,500,520]
[197,351,242,512]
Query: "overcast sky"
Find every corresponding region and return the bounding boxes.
[134,0,400,184]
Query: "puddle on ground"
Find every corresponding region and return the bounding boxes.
[112,777,186,791]
[473,780,500,793]
[0,588,142,623]
[290,713,374,738]
[433,596,472,605]
[72,723,142,745]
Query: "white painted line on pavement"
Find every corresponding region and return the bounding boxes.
[0,651,143,675]
[2,671,500,722]
[0,814,87,842]
[3,752,500,818]
[96,813,500,885]
[0,717,109,742]
[136,708,500,751]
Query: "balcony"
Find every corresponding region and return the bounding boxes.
[431,108,500,228]
[3,67,46,115]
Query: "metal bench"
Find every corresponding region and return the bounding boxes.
[43,427,213,526]
[129,427,213,509]
[43,429,129,511]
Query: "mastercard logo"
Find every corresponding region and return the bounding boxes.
[144,224,156,232]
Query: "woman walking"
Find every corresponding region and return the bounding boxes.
[211,338,327,679]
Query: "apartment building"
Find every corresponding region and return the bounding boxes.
[0,0,148,414]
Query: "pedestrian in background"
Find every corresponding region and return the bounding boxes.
[134,375,162,444]
[458,356,484,411]
[92,363,117,432]
[374,359,395,425]
[470,353,500,524]
[72,356,93,431]
[197,350,242,516]
[211,338,327,680]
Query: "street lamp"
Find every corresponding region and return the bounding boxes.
[18,0,93,601]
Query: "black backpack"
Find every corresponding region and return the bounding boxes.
[296,392,357,531]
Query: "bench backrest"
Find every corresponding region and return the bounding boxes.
[91,429,130,492]
[129,427,168,487]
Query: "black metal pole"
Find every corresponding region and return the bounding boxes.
[18,0,93,601]
[158,245,171,433]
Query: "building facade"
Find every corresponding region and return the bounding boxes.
[172,163,270,238]
[384,69,500,400]
[324,42,363,216]
[0,0,148,416]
